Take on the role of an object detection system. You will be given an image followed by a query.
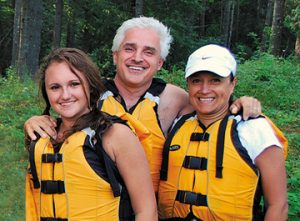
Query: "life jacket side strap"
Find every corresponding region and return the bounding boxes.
[29,140,40,188]
[41,217,68,221]
[160,112,196,180]
[175,190,207,206]
[215,116,229,178]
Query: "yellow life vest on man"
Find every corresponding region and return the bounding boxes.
[99,78,166,192]
[158,113,288,220]
[26,125,123,221]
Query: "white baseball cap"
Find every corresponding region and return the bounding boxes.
[185,44,237,79]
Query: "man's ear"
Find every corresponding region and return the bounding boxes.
[157,58,164,70]
[112,51,118,65]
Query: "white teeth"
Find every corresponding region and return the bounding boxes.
[129,66,144,70]
[199,98,213,102]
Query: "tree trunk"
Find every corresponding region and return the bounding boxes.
[135,0,144,17]
[53,0,63,49]
[11,0,43,77]
[295,33,300,57]
[66,0,75,47]
[11,0,21,67]
[223,0,235,48]
[260,0,274,52]
[234,0,240,42]
[199,0,206,37]
[270,0,285,56]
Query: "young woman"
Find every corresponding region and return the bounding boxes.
[25,48,157,221]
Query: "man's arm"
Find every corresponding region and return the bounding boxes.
[230,96,262,120]
[24,115,57,140]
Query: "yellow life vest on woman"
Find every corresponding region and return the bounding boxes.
[158,113,287,221]
[99,78,166,192]
[26,126,122,221]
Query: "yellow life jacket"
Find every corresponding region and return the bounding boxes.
[26,126,123,221]
[158,113,288,220]
[99,78,166,192]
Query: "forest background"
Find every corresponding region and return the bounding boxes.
[0,0,299,220]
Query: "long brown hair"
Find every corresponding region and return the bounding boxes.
[38,48,111,139]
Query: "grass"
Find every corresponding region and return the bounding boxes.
[1,54,299,220]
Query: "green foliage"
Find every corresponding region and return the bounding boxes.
[0,68,41,221]
[284,1,300,34]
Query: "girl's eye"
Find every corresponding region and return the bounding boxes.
[71,81,81,87]
[50,85,60,90]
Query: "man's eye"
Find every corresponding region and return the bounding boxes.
[145,50,154,56]
[124,47,134,52]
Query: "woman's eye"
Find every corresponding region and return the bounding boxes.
[50,85,59,90]
[211,78,221,83]
[71,81,81,87]
[192,79,201,84]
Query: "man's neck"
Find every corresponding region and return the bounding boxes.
[114,76,152,110]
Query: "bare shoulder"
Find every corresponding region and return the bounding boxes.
[102,123,139,160]
[160,84,193,116]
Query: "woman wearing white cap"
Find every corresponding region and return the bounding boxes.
[158,44,288,221]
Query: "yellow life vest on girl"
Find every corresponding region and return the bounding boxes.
[158,113,287,220]
[99,78,166,192]
[26,126,122,221]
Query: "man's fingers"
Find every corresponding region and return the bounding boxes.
[24,115,57,140]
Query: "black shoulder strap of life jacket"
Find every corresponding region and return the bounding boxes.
[160,112,196,180]
[147,78,167,96]
[94,123,123,197]
[215,115,230,178]
[95,116,135,220]
[29,139,40,188]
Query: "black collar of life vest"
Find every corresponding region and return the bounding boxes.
[102,78,166,113]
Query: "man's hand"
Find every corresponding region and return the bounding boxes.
[230,96,262,120]
[24,115,57,140]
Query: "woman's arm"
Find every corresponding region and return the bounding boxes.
[102,123,157,221]
[255,146,288,221]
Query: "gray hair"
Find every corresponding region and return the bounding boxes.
[111,16,173,60]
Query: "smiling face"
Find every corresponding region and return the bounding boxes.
[113,28,164,89]
[45,61,90,124]
[187,72,236,125]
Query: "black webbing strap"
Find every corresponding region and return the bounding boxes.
[146,78,167,96]
[29,140,40,188]
[215,116,229,178]
[176,190,207,206]
[160,112,196,180]
[183,156,207,170]
[94,131,121,197]
[41,217,68,221]
[42,153,62,163]
[190,132,210,141]
[41,180,65,194]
